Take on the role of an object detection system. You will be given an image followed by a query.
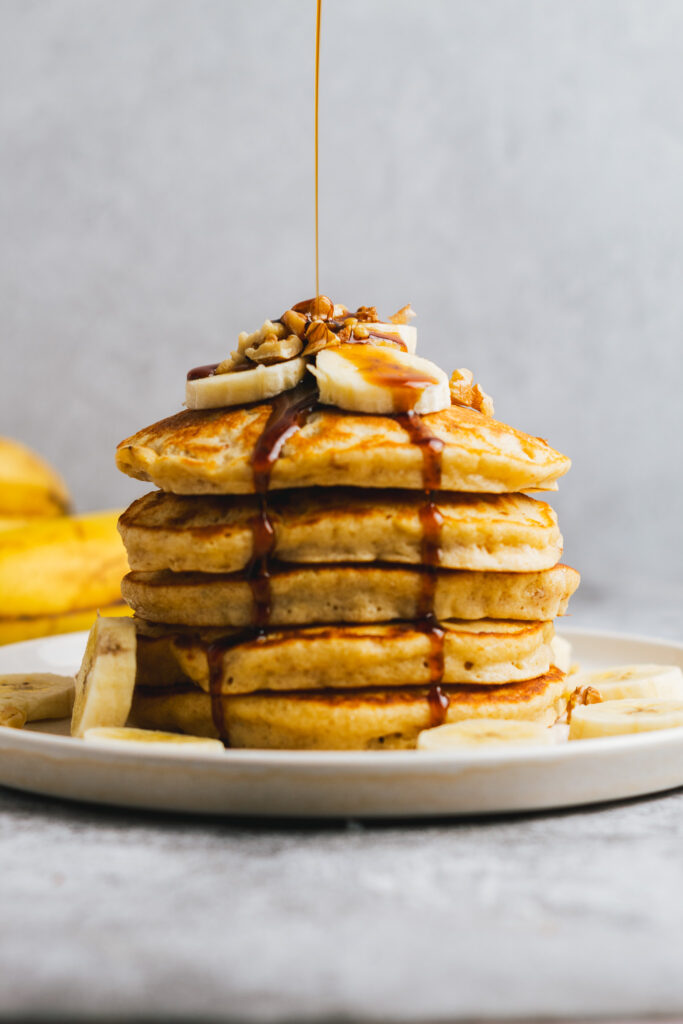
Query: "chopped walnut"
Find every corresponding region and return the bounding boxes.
[312,295,334,319]
[291,295,335,319]
[566,686,602,723]
[302,319,338,356]
[236,320,286,357]
[472,384,494,417]
[449,369,494,416]
[225,299,415,370]
[388,304,416,325]
[246,334,303,364]
[354,305,378,323]
[281,309,308,338]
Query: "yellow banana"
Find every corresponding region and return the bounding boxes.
[0,516,42,533]
[0,510,129,617]
[0,437,71,517]
[0,603,131,646]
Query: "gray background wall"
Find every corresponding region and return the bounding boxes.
[1,0,681,611]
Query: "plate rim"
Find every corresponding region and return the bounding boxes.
[0,624,681,771]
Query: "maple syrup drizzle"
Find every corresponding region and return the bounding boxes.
[397,410,447,710]
[206,380,319,743]
[365,328,408,350]
[186,362,219,381]
[314,0,322,307]
[427,684,450,728]
[206,633,245,745]
[248,378,319,629]
[336,345,440,413]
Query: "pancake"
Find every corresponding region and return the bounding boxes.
[119,489,563,573]
[134,617,554,693]
[122,564,579,627]
[116,399,570,495]
[130,667,567,749]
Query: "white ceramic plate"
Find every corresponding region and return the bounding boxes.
[0,627,682,818]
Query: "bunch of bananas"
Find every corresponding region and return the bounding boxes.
[0,437,130,645]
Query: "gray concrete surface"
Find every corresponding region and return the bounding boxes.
[0,0,682,610]
[0,596,681,1023]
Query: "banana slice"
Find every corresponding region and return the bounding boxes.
[0,673,74,728]
[185,357,306,411]
[365,323,417,354]
[571,664,683,702]
[71,617,137,738]
[417,718,555,751]
[310,344,450,415]
[569,698,683,740]
[83,726,224,755]
[551,635,572,674]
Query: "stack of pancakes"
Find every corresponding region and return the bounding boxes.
[115,384,578,749]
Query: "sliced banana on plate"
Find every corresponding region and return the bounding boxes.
[310,344,450,415]
[84,726,224,755]
[0,673,74,728]
[71,616,137,738]
[417,718,555,751]
[185,356,307,411]
[572,664,683,702]
[569,697,683,740]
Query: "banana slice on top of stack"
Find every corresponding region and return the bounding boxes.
[185,297,490,416]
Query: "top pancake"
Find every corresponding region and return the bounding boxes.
[116,400,570,495]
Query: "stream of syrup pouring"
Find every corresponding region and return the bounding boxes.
[207,0,449,740]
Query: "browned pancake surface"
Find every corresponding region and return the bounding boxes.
[131,667,567,749]
[122,563,579,626]
[119,488,564,573]
[116,402,570,494]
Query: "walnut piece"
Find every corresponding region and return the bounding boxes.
[246,334,303,364]
[354,305,378,323]
[236,320,286,356]
[449,368,495,416]
[224,299,414,370]
[566,686,602,723]
[291,295,335,319]
[302,319,338,356]
[388,304,416,325]
[281,309,308,337]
